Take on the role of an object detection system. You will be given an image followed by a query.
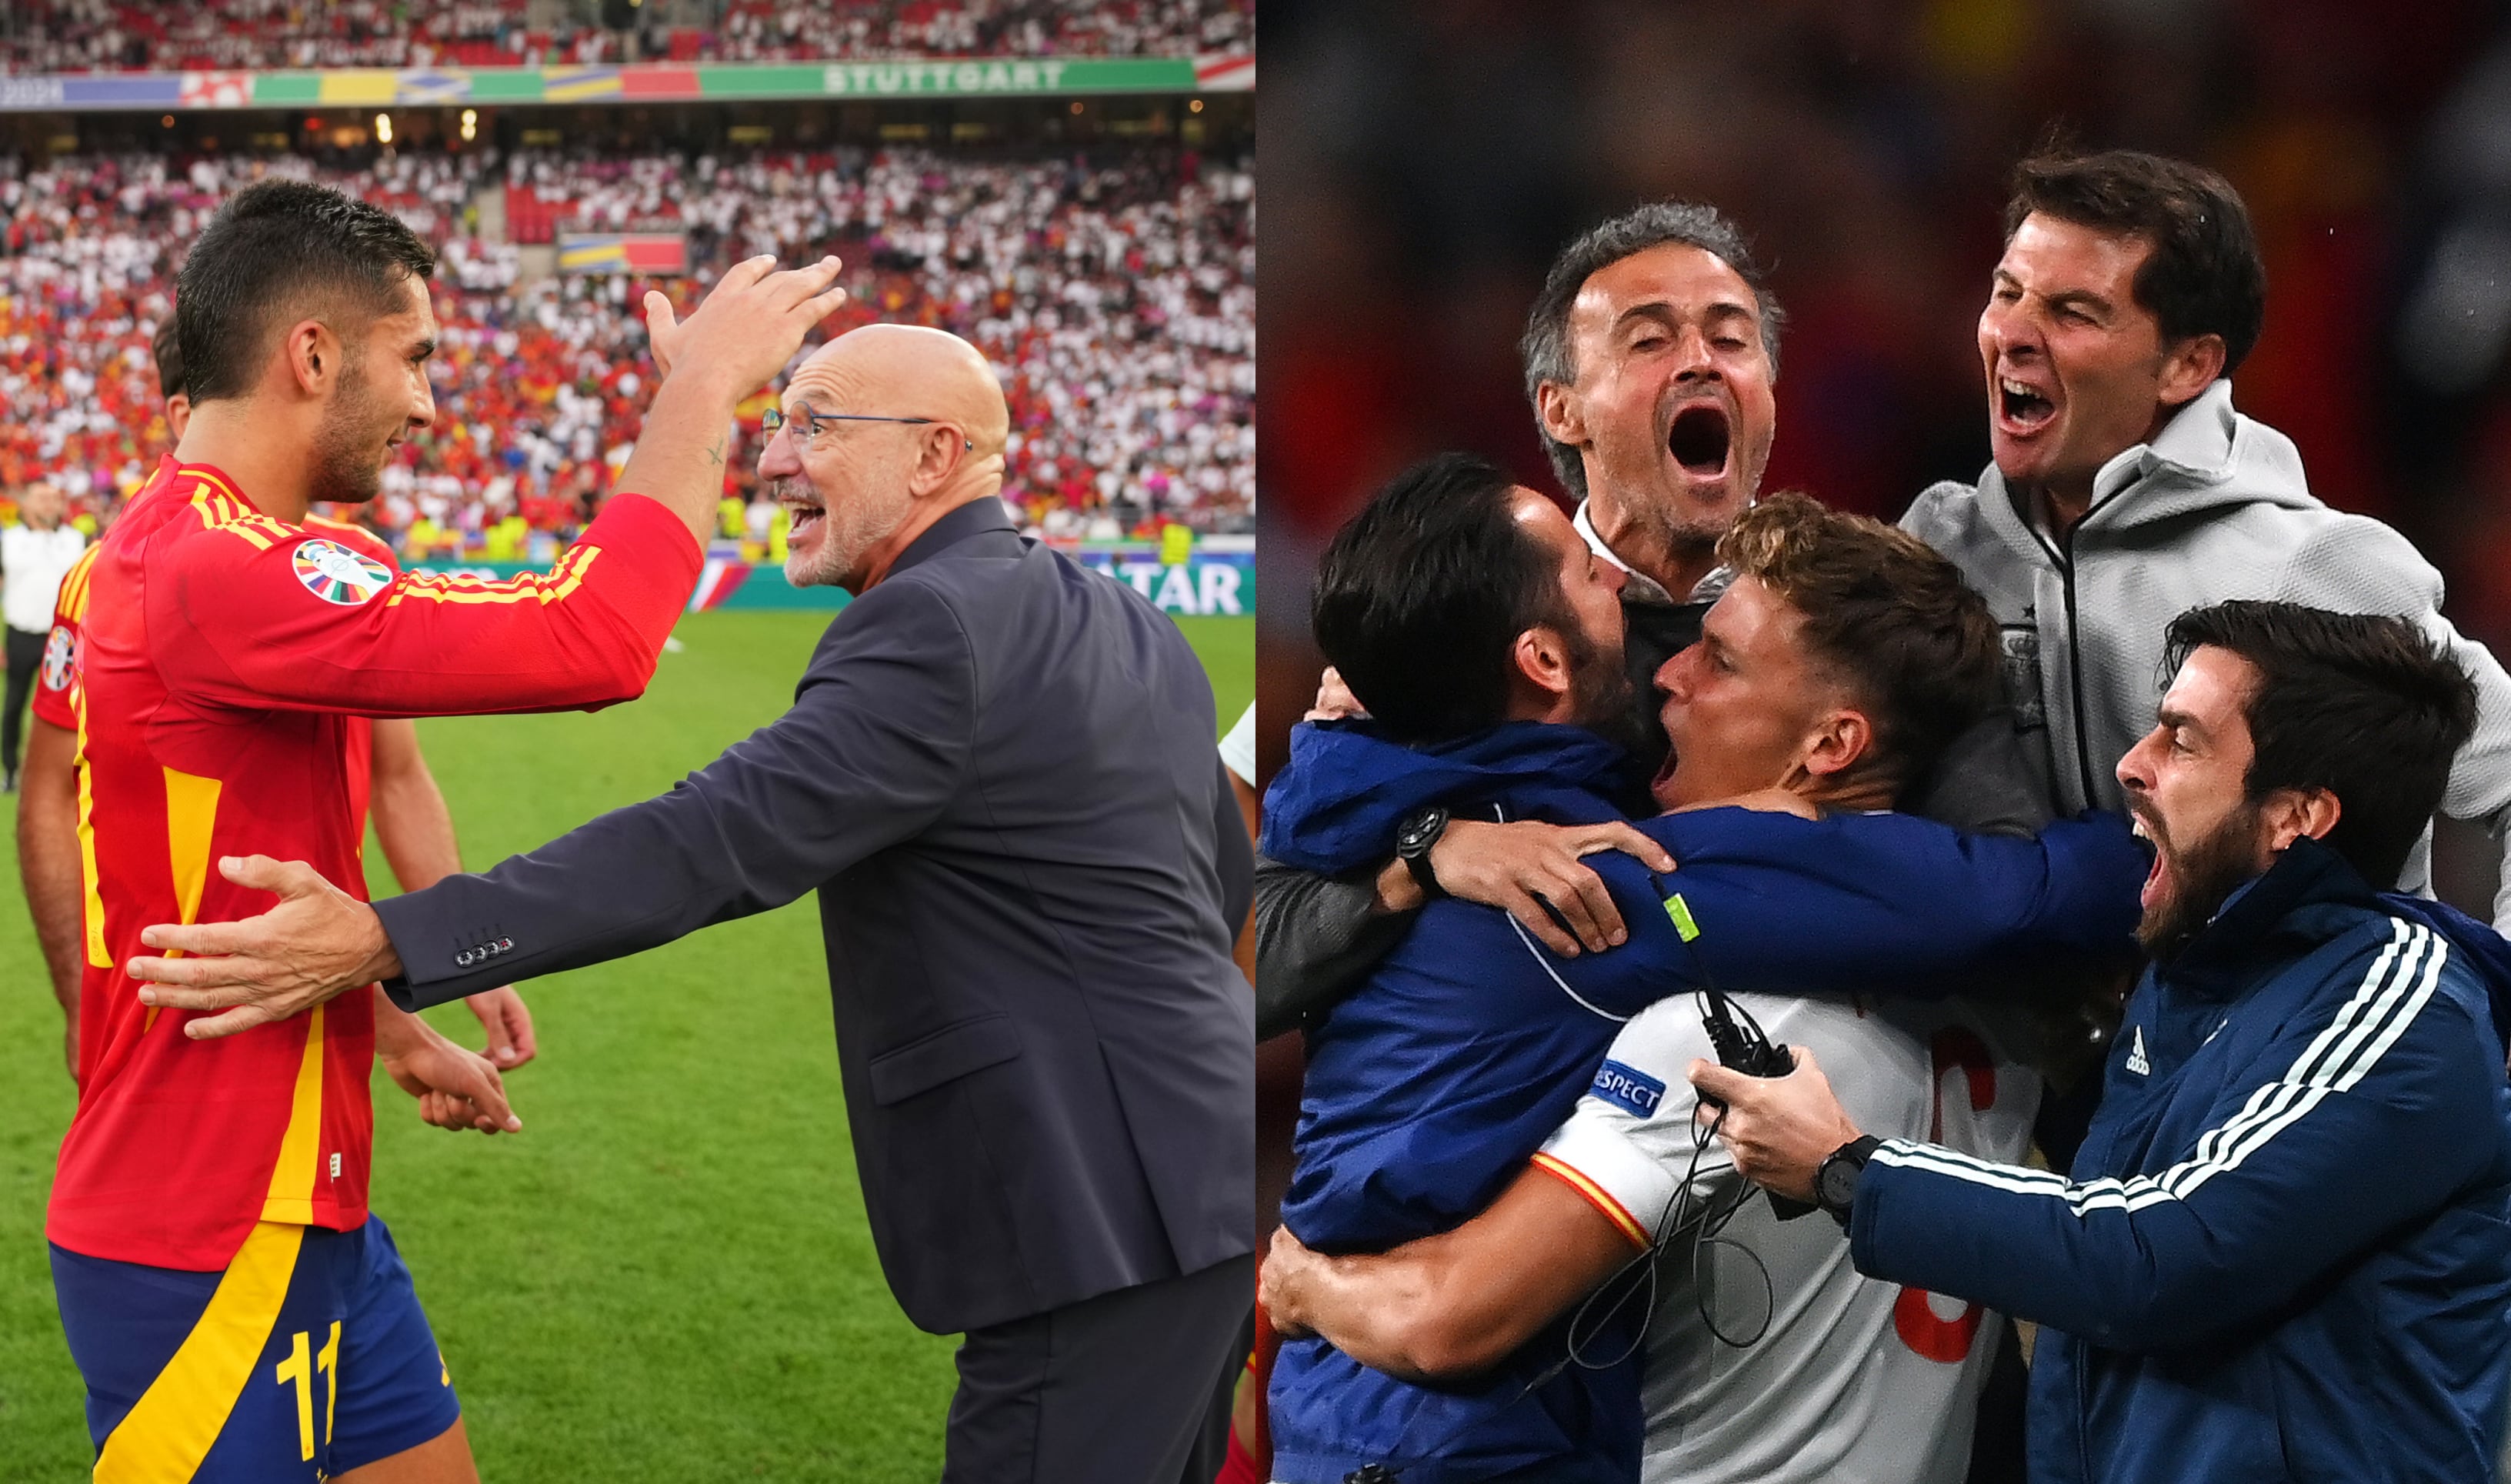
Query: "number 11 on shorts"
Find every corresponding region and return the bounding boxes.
[275,1321,343,1461]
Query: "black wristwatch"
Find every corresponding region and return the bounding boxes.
[1815,1135,1883,1227]
[1394,805,1451,902]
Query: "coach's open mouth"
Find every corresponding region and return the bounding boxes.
[778,482,825,539]
[1668,404,1731,479]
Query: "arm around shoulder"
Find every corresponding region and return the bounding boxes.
[1266,1162,1640,1382]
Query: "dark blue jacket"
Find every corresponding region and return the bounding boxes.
[374,498,1253,1336]
[1262,720,2145,1484]
[1852,838,2511,1483]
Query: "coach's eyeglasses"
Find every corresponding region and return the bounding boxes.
[762,405,975,453]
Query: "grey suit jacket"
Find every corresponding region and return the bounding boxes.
[376,497,1255,1334]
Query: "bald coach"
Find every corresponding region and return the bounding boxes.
[125,322,1259,1483]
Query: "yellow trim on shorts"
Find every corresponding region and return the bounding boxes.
[92,1219,305,1483]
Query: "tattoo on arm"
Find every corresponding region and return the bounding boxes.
[705,435,726,469]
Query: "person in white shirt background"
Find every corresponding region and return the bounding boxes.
[2,480,86,793]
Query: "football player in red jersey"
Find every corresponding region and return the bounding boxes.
[44,179,845,1482]
[19,322,539,1087]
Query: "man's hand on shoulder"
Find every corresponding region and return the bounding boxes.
[1409,819,1678,956]
[125,855,402,1038]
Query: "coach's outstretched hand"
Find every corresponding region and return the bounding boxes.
[127,855,401,1039]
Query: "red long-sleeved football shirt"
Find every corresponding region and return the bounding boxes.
[50,457,699,1269]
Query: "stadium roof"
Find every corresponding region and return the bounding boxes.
[0,55,1253,112]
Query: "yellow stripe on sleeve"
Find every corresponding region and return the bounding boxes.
[384,544,605,606]
[74,705,106,969]
[91,1219,305,1483]
[60,545,97,618]
[1530,1152,1651,1251]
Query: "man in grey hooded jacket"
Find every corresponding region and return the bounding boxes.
[1903,147,2511,931]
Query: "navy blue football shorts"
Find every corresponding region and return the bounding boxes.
[52,1214,462,1481]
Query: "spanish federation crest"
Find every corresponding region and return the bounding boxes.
[39,625,75,691]
[291,539,392,606]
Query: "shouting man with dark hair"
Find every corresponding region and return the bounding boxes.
[45,178,845,1481]
[1259,461,2144,1483]
[1702,600,2511,1484]
[1904,147,2511,930]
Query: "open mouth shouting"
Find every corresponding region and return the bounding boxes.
[1994,369,2058,439]
[1666,402,1732,482]
[777,479,826,542]
[2128,809,2166,912]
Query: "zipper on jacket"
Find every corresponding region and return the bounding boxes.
[2024,505,2103,814]
[2056,525,2100,811]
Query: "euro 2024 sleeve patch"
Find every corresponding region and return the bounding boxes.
[292,538,394,606]
[40,624,76,690]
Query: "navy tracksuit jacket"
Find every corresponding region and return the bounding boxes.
[1854,837,2511,1483]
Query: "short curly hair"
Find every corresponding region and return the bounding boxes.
[1716,492,2002,801]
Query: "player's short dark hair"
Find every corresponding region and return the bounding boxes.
[1717,492,2002,803]
[176,179,435,403]
[2005,148,2266,375]
[1521,202,1785,501]
[152,318,183,400]
[1312,452,1575,745]
[2163,602,2476,887]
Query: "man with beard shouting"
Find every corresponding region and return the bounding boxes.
[1701,602,2511,1484]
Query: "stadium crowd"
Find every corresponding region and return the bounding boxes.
[0,0,1253,72]
[0,141,1253,555]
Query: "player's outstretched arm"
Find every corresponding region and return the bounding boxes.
[17,715,84,1080]
[147,257,852,725]
[1262,1166,1636,1383]
[622,254,849,549]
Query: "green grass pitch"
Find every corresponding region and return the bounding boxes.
[0,609,1253,1482]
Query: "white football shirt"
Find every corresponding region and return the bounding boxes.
[1536,992,2039,1484]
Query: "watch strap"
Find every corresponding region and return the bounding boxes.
[1396,807,1449,901]
[1818,1135,1885,1226]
